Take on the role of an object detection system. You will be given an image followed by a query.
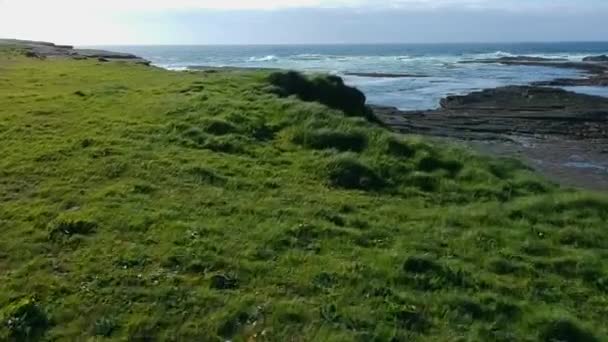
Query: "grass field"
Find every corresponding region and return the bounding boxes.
[1,47,607,341]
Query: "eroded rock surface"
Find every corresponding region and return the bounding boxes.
[0,38,150,65]
[461,55,608,87]
[373,86,608,190]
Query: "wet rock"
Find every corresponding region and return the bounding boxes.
[372,85,608,191]
[461,55,608,86]
[533,74,608,87]
[374,86,608,141]
[439,86,608,112]
[74,49,141,60]
[583,55,608,62]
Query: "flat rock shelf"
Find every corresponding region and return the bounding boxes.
[373,85,608,190]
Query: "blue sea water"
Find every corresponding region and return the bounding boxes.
[96,42,608,110]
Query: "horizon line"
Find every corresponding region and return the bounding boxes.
[80,40,608,47]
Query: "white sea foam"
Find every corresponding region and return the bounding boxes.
[247,55,278,62]
[161,65,189,71]
[127,44,608,111]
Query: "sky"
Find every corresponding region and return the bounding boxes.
[0,0,607,45]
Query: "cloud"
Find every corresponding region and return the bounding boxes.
[2,0,350,12]
[1,0,605,13]
[1,0,606,44]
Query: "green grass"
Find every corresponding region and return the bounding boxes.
[0,48,607,341]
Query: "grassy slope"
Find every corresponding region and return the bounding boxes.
[0,49,607,341]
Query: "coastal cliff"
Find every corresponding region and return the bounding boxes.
[1,41,607,341]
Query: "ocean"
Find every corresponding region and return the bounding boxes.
[96,42,608,110]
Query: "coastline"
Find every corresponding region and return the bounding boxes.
[372,56,608,190]
[2,39,608,340]
[3,39,607,189]
[0,38,151,65]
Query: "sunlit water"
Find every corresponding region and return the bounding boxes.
[93,42,608,110]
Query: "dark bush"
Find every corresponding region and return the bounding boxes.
[393,308,430,332]
[210,274,239,290]
[326,156,384,190]
[539,319,598,342]
[94,316,119,337]
[401,256,476,290]
[292,128,368,152]
[201,119,237,136]
[487,258,525,275]
[407,172,439,192]
[48,219,97,240]
[449,298,486,320]
[384,137,416,158]
[0,298,49,341]
[417,155,463,176]
[268,71,374,120]
[403,256,442,274]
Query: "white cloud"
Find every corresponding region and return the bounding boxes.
[0,0,603,44]
[1,0,352,12]
[0,0,601,16]
[0,0,594,12]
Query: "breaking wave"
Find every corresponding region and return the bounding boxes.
[247,55,279,62]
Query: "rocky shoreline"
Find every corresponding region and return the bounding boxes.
[461,55,608,86]
[0,38,151,65]
[4,39,607,190]
[374,55,608,190]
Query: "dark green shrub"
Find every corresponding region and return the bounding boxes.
[268,71,373,120]
[312,272,338,290]
[210,273,239,290]
[245,121,275,141]
[393,308,430,332]
[403,256,441,274]
[48,219,97,240]
[407,172,440,192]
[94,316,119,337]
[487,258,525,275]
[384,137,416,158]
[292,128,368,152]
[417,155,462,176]
[0,298,49,341]
[201,119,237,136]
[401,256,476,290]
[539,318,598,342]
[448,298,486,320]
[325,156,384,190]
